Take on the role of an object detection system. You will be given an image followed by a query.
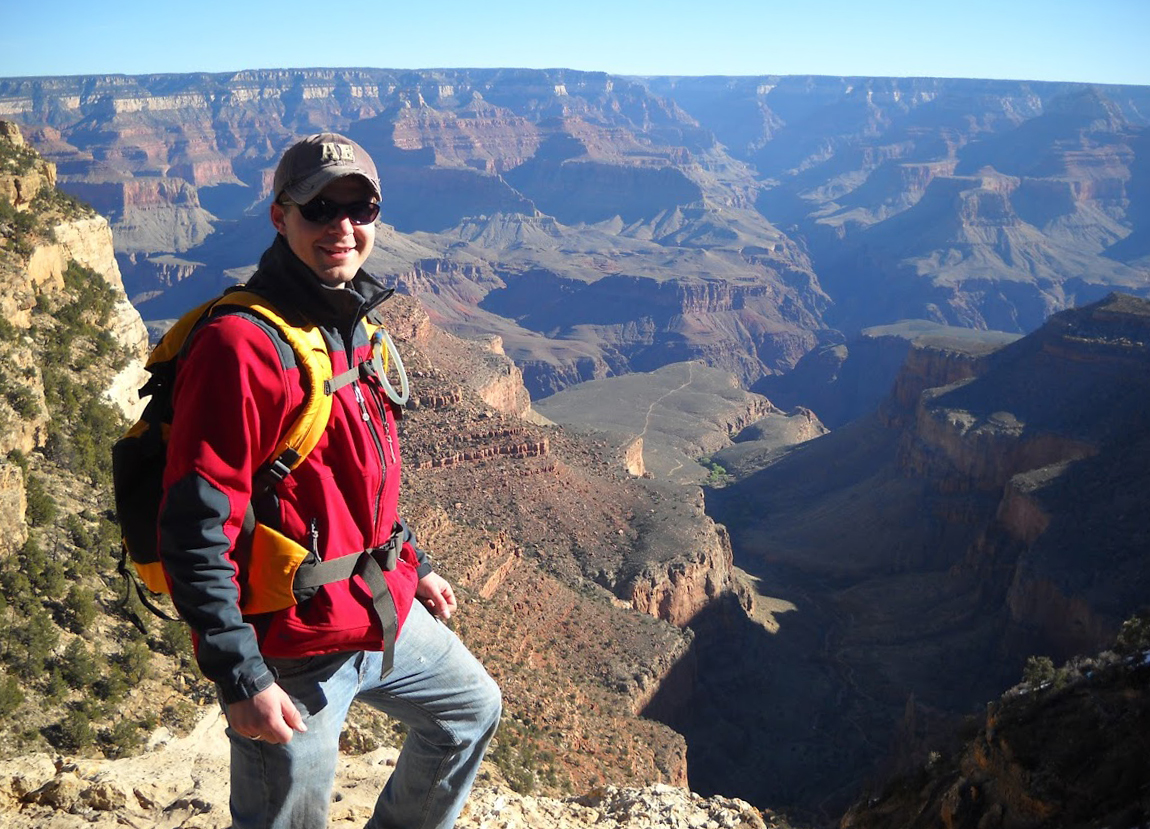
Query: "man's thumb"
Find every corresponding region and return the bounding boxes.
[282,700,308,733]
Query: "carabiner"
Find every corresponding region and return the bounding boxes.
[370,329,410,407]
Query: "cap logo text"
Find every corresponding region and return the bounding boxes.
[320,143,355,163]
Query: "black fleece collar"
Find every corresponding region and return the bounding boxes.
[246,234,394,328]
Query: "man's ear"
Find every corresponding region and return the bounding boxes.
[270,201,287,234]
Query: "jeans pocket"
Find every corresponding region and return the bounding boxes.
[265,652,352,686]
[265,655,320,680]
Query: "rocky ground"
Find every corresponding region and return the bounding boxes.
[0,708,778,829]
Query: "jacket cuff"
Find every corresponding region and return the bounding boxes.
[395,517,434,578]
[217,666,276,704]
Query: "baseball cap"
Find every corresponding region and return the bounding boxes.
[272,133,381,204]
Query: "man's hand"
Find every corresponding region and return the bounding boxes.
[416,571,458,620]
[227,683,307,745]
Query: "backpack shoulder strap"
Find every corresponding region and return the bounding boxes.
[208,290,334,480]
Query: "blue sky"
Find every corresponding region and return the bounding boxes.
[2,0,1148,85]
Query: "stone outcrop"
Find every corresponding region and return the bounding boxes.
[0,345,47,457]
[901,386,1097,491]
[412,435,549,470]
[841,650,1150,829]
[14,216,149,422]
[622,437,646,477]
[757,323,1021,431]
[51,216,150,420]
[0,461,28,555]
[378,292,544,422]
[883,343,991,427]
[627,519,740,628]
[0,120,55,206]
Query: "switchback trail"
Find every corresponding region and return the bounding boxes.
[635,362,697,477]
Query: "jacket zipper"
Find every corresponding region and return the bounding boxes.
[364,379,398,464]
[352,381,387,541]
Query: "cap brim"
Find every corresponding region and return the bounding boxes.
[283,169,381,204]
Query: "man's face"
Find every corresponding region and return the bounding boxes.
[270,176,377,287]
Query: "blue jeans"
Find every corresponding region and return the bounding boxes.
[223,605,501,829]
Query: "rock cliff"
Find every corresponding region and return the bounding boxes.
[757,321,1020,429]
[696,293,1150,820]
[0,122,149,565]
[0,121,55,206]
[840,643,1150,829]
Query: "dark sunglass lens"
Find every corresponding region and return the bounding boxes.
[296,199,379,225]
[346,202,380,225]
[297,199,338,223]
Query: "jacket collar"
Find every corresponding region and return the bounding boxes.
[247,234,394,328]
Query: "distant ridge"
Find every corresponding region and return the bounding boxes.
[2,69,1147,398]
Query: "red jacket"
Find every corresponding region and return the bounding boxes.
[158,235,425,703]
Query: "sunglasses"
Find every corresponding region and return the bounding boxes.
[289,198,380,226]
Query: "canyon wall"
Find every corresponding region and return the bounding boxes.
[696,293,1150,818]
[9,70,1145,401]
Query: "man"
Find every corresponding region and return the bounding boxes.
[158,132,501,829]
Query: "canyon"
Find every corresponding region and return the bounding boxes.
[700,293,1150,821]
[1,61,1149,826]
[3,69,1148,400]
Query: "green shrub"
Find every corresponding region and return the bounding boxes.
[119,640,152,684]
[56,707,95,752]
[699,457,731,485]
[0,568,37,616]
[0,196,39,255]
[28,551,66,597]
[0,672,24,716]
[38,368,125,486]
[1,379,38,418]
[64,585,98,633]
[24,473,57,526]
[43,667,69,703]
[0,139,40,175]
[100,718,144,759]
[60,638,99,689]
[160,621,193,660]
[9,609,59,679]
[58,262,118,333]
[94,664,129,703]
[1022,655,1055,687]
[30,186,95,221]
[1115,610,1150,655]
[20,534,47,576]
